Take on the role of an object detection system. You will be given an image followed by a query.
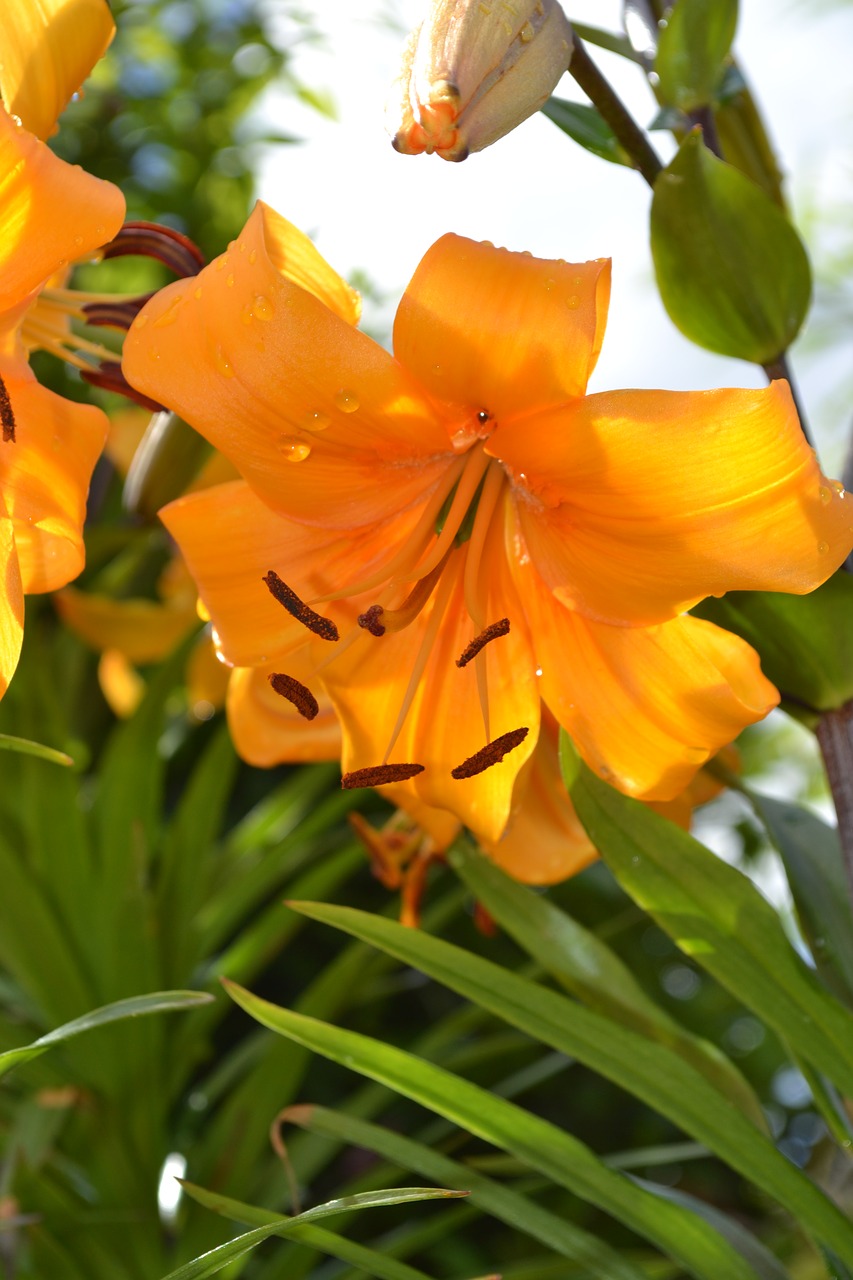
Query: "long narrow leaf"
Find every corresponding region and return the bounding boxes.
[225,981,762,1280]
[285,901,853,1263]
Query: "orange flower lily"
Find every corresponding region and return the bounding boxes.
[0,0,124,699]
[122,202,853,850]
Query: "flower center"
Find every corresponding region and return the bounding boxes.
[264,433,531,793]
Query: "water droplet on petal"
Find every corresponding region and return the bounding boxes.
[239,241,247,253]
[215,345,234,377]
[226,273,235,288]
[832,479,845,495]
[303,410,331,431]
[567,295,580,309]
[519,20,534,41]
[818,540,829,555]
[248,248,257,265]
[535,667,543,678]
[193,286,203,300]
[480,239,494,248]
[819,485,832,505]
[253,294,273,320]
[277,434,311,461]
[334,389,359,413]
[73,235,83,247]
[573,276,582,287]
[154,297,182,327]
[134,313,148,330]
[215,256,228,272]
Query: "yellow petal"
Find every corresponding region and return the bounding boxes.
[227,660,341,768]
[394,235,610,420]
[55,587,197,664]
[499,381,853,626]
[255,201,361,325]
[0,493,24,698]
[0,106,124,314]
[0,359,107,592]
[123,203,448,530]
[0,0,114,140]
[98,649,145,719]
[515,544,778,801]
[186,631,230,715]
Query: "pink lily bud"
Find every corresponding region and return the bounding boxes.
[388,0,573,162]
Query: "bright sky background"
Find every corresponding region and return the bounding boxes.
[257,0,853,470]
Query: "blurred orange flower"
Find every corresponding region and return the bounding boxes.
[0,0,124,699]
[122,203,853,852]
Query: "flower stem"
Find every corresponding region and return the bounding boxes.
[761,353,814,447]
[568,37,663,188]
[816,702,853,908]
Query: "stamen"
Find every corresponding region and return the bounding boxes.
[82,297,153,330]
[397,446,490,583]
[308,454,466,605]
[451,727,529,779]
[268,672,319,720]
[456,618,510,668]
[0,374,16,443]
[461,463,506,739]
[102,222,206,277]
[342,763,425,789]
[263,571,339,641]
[358,552,450,638]
[80,360,164,412]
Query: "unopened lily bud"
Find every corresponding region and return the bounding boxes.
[388,0,573,162]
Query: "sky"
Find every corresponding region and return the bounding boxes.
[256,0,853,470]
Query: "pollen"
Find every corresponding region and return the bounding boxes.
[342,763,426,789]
[263,570,339,641]
[456,617,510,667]
[451,726,529,779]
[0,374,16,443]
[268,672,320,720]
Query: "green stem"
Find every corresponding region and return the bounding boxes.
[568,38,663,188]
[815,701,853,911]
[762,353,814,447]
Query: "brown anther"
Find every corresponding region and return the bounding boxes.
[263,571,339,641]
[451,726,529,779]
[82,295,154,332]
[341,762,425,789]
[456,617,510,668]
[80,360,165,412]
[268,672,319,721]
[358,604,386,637]
[0,373,16,442]
[102,221,206,277]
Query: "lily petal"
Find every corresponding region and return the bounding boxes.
[55,588,197,663]
[516,547,778,800]
[227,661,341,767]
[0,106,124,315]
[0,359,107,593]
[160,479,430,668]
[0,493,24,698]
[500,381,853,626]
[394,235,609,420]
[0,0,114,140]
[123,204,448,530]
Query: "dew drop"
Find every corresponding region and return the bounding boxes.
[134,313,149,330]
[215,345,234,378]
[520,249,532,257]
[818,540,829,555]
[239,241,246,253]
[154,298,182,327]
[519,20,534,41]
[567,295,580,310]
[215,256,228,272]
[73,235,83,247]
[241,302,254,325]
[819,485,832,505]
[573,276,582,286]
[193,286,202,300]
[248,249,257,265]
[277,434,311,462]
[535,666,543,678]
[832,479,845,495]
[480,239,494,248]
[544,278,555,291]
[253,294,274,321]
[303,409,331,431]
[334,388,359,413]
[226,273,235,288]
[148,347,160,362]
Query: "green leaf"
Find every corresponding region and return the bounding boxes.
[180,1181,445,1280]
[748,793,853,1007]
[285,1105,648,1280]
[655,0,738,111]
[560,738,853,1105]
[225,981,764,1280]
[572,22,640,61]
[693,576,853,722]
[0,990,213,1079]
[450,842,765,1129]
[0,733,73,767]
[158,1186,466,1280]
[285,900,852,1263]
[542,98,632,165]
[650,130,811,361]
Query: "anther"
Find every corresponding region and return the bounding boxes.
[342,763,425,789]
[263,571,339,641]
[358,604,386,637]
[451,727,529,779]
[102,221,206,277]
[80,359,164,412]
[0,374,16,443]
[456,617,510,668]
[268,672,319,721]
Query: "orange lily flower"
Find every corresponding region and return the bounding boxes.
[0,0,124,699]
[122,202,853,850]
